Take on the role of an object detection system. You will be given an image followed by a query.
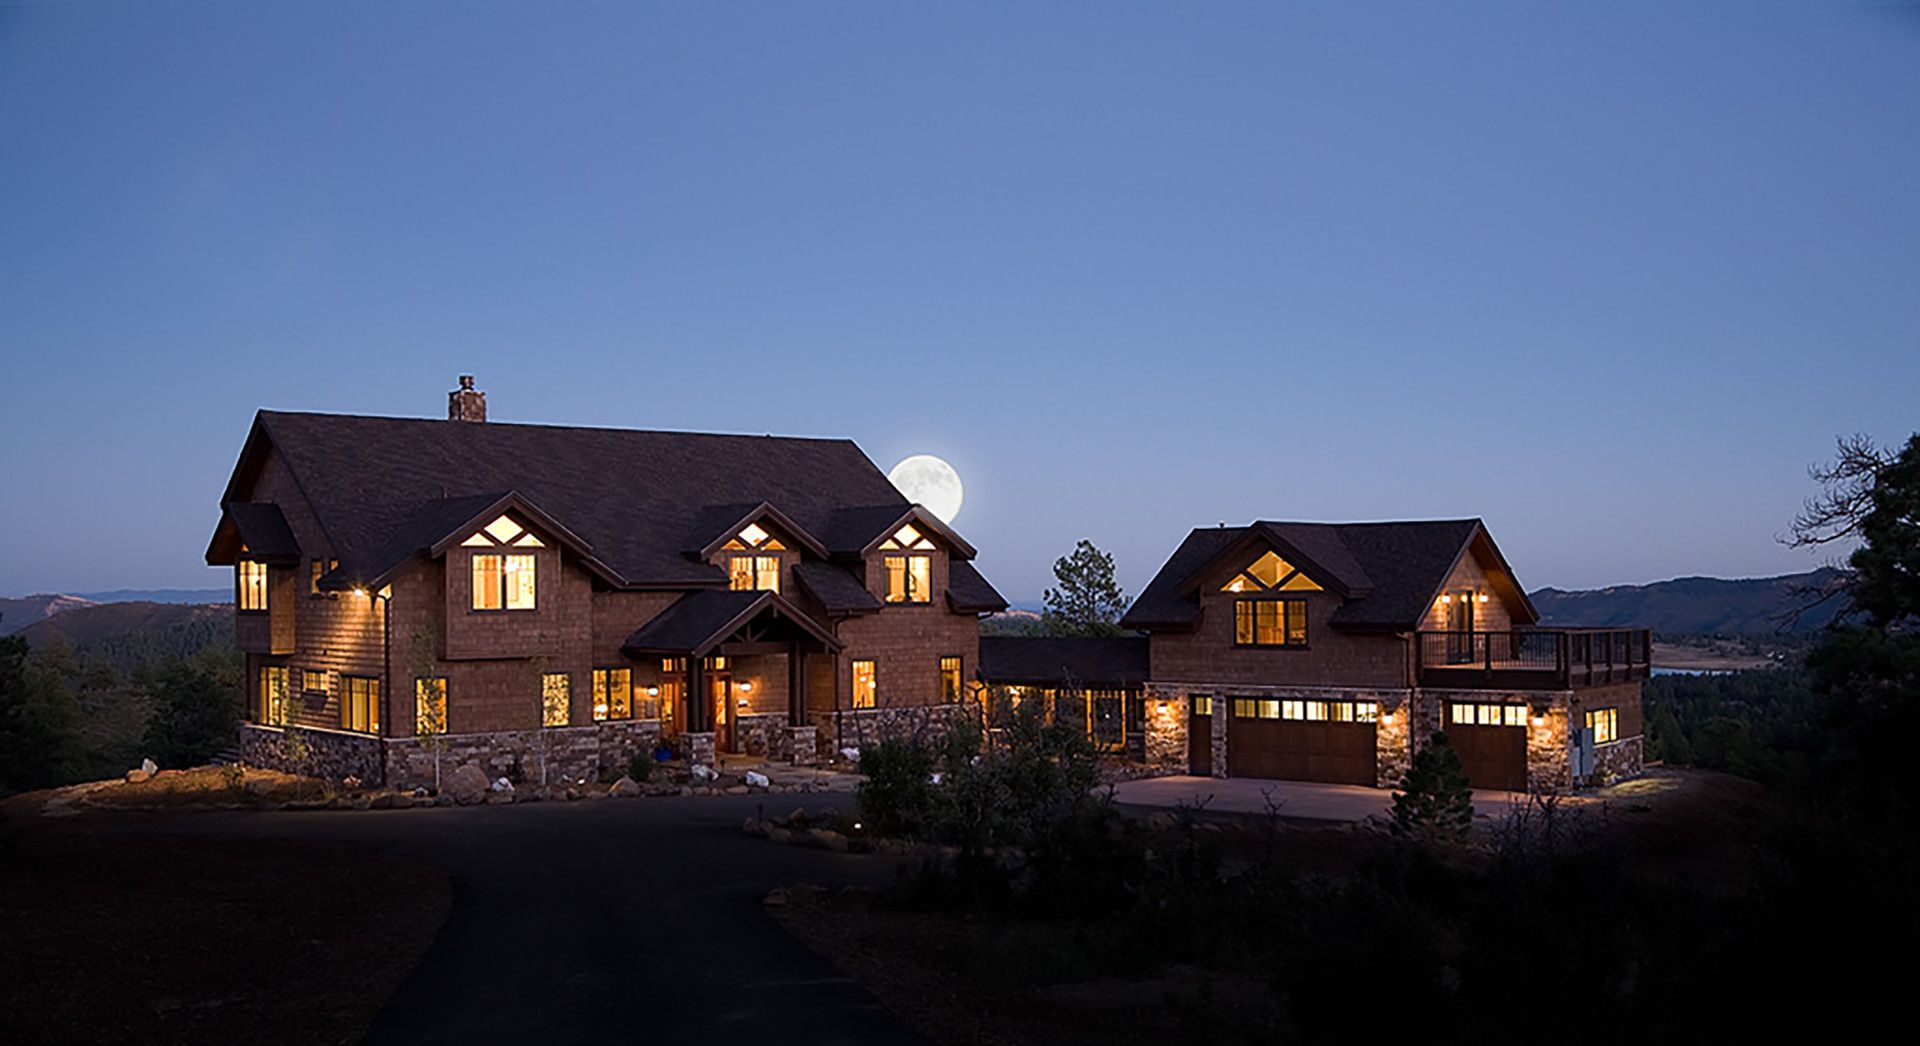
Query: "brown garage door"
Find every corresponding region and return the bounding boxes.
[1445,701,1529,791]
[1189,696,1212,776]
[1225,697,1377,785]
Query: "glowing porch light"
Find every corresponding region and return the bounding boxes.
[1440,594,1451,603]
[1478,594,1489,603]
[646,686,660,697]
[351,587,368,599]
[738,681,754,693]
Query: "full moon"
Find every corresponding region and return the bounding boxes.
[888,454,965,524]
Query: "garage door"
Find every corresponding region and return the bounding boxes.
[1225,697,1377,785]
[1445,701,1529,791]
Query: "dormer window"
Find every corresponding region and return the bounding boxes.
[463,515,540,611]
[881,524,936,604]
[724,521,785,593]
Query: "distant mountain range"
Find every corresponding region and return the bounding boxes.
[1,590,229,636]
[1528,568,1845,636]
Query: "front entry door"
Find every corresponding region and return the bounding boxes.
[1445,591,1476,663]
[710,672,734,753]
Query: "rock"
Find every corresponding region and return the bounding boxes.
[744,770,771,789]
[125,769,151,784]
[808,828,849,852]
[689,763,717,782]
[156,769,185,778]
[725,784,749,795]
[351,796,373,811]
[678,786,693,797]
[369,793,396,810]
[742,818,770,838]
[785,807,809,827]
[328,796,352,810]
[1146,811,1177,831]
[490,777,514,794]
[445,764,490,805]
[433,794,455,807]
[390,794,414,809]
[762,887,788,907]
[140,758,158,775]
[485,792,513,805]
[342,775,362,790]
[767,827,794,845]
[609,776,642,798]
[564,787,580,801]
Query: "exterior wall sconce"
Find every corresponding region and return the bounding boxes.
[351,587,367,598]
[1478,594,1490,603]
[738,681,754,694]
[646,686,660,697]
[1439,594,1451,604]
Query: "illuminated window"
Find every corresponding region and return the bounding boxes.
[259,665,289,726]
[662,657,685,673]
[542,673,571,728]
[1235,698,1282,719]
[1331,701,1356,722]
[885,555,931,603]
[1356,702,1380,723]
[415,677,447,735]
[308,558,338,595]
[729,554,781,593]
[342,676,380,734]
[592,668,632,721]
[1233,599,1307,646]
[852,660,877,709]
[1221,551,1323,594]
[939,656,963,704]
[1586,707,1618,744]
[880,524,936,551]
[1506,705,1529,727]
[1450,703,1474,726]
[1193,695,1213,716]
[472,552,536,611]
[1453,702,1526,727]
[238,561,268,611]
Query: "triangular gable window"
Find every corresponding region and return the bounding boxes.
[729,521,786,551]
[462,514,545,549]
[880,524,935,551]
[1220,549,1323,593]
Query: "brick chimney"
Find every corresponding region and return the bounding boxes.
[448,374,486,422]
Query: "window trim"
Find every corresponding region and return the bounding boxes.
[471,551,537,613]
[1232,597,1309,648]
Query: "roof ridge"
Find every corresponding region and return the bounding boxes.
[257,409,862,445]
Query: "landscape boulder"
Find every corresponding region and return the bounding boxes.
[808,828,850,852]
[1145,811,1178,831]
[445,764,490,805]
[140,758,158,776]
[125,769,151,784]
[744,770,771,789]
[609,776,642,798]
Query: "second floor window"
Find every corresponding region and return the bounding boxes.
[852,659,877,709]
[885,555,931,604]
[729,554,781,593]
[939,656,963,704]
[238,561,267,611]
[1233,599,1307,646]
[593,667,632,721]
[415,677,448,735]
[472,552,536,611]
[342,676,380,734]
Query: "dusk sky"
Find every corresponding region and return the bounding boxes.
[3,2,1916,605]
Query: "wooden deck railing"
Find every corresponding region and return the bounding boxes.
[1414,628,1651,689]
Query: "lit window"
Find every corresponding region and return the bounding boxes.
[1586,707,1618,744]
[259,665,289,726]
[1193,695,1213,717]
[1281,699,1304,720]
[308,558,338,596]
[415,677,448,735]
[852,660,877,709]
[729,554,781,593]
[542,673,571,728]
[1505,705,1529,727]
[1220,551,1323,594]
[739,522,769,546]
[484,515,522,544]
[342,676,380,734]
[1235,698,1282,719]
[1453,702,1527,727]
[472,552,536,611]
[1356,702,1379,723]
[1330,701,1355,722]
[1234,599,1307,646]
[885,555,931,603]
[880,524,936,551]
[1450,703,1475,726]
[592,668,632,721]
[939,656,963,704]
[238,561,268,612]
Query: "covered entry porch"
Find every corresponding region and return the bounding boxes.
[622,589,841,766]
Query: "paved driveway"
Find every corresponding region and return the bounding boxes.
[1111,775,1552,822]
[126,794,919,1045]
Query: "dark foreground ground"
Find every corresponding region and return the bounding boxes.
[3,791,915,1046]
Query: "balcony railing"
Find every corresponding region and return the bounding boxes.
[1414,629,1651,690]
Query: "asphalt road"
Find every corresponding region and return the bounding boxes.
[134,794,920,1045]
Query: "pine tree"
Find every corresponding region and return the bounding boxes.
[1391,732,1474,842]
[1041,540,1132,637]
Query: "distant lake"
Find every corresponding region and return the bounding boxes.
[1651,667,1734,677]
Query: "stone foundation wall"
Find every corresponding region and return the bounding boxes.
[381,719,661,792]
[240,723,384,784]
[810,702,975,762]
[1592,735,1644,783]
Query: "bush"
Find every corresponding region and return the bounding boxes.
[855,737,935,838]
[627,750,653,783]
[1391,733,1474,842]
[141,650,242,770]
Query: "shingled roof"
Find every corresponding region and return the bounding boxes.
[620,589,842,658]
[1121,519,1536,633]
[208,412,1003,607]
[978,636,1149,689]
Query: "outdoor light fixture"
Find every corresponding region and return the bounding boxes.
[352,587,367,598]
[1440,594,1451,603]
[738,681,753,693]
[1478,594,1489,603]
[646,686,660,697]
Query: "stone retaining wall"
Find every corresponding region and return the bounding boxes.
[241,720,663,792]
[1592,734,1644,783]
[240,723,384,783]
[809,702,974,762]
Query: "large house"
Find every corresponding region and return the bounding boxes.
[1118,520,1648,790]
[205,378,1005,790]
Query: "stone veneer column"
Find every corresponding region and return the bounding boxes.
[1375,698,1412,788]
[1140,686,1188,774]
[1211,698,1229,779]
[681,731,717,768]
[786,725,818,766]
[1526,704,1571,791]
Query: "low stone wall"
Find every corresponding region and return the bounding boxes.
[382,719,661,792]
[732,714,787,759]
[786,725,817,767]
[1592,734,1644,783]
[809,702,975,762]
[240,723,384,784]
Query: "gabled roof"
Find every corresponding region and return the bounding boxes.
[619,589,841,658]
[211,410,990,590]
[978,636,1150,689]
[791,562,884,614]
[688,501,830,561]
[1121,519,1536,633]
[206,502,301,565]
[947,561,1009,613]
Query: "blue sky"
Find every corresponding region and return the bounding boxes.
[2,2,1917,604]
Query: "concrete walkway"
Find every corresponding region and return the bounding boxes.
[1110,775,1547,823]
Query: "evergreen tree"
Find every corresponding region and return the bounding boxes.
[0,636,83,792]
[1391,733,1474,842]
[1041,540,1132,637]
[141,649,243,770]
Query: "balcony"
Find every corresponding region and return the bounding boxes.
[1415,629,1651,690]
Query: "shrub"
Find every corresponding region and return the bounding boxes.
[627,751,653,783]
[1391,733,1474,842]
[855,737,935,838]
